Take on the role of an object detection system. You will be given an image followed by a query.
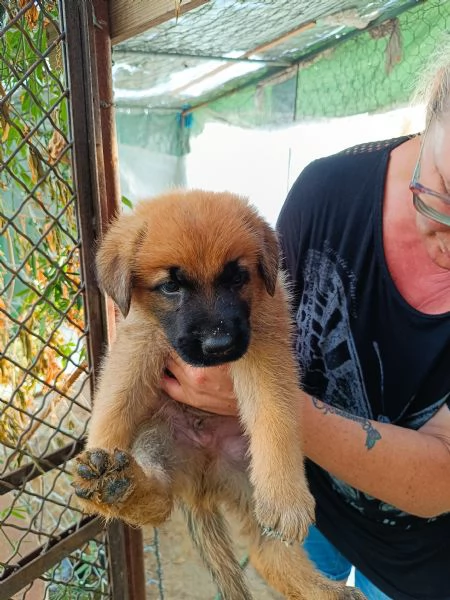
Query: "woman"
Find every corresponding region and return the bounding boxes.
[161,50,450,600]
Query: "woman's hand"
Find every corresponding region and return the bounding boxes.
[160,353,239,417]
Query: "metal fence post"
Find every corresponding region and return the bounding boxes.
[61,0,146,598]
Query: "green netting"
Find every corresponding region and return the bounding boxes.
[295,0,450,118]
[194,0,450,128]
[116,109,190,156]
[115,0,450,158]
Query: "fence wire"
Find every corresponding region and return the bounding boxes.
[0,1,110,598]
[3,0,450,599]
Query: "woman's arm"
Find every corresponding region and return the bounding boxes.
[302,394,450,518]
[161,356,450,518]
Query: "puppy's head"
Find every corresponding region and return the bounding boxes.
[97,190,279,367]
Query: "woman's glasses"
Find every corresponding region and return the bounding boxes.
[409,125,450,227]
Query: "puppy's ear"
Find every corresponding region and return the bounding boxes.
[96,214,145,317]
[258,220,280,297]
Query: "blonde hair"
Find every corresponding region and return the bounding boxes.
[413,37,450,125]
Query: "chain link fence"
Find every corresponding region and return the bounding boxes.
[0,1,111,597]
[2,0,450,599]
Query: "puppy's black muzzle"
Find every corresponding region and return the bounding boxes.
[176,318,250,367]
[160,288,251,367]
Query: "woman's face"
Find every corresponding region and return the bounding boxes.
[414,118,450,269]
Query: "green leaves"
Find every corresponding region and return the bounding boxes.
[121,194,134,209]
[0,3,85,450]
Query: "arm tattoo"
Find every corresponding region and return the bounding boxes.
[312,397,382,450]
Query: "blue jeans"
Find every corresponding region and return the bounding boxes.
[303,526,392,600]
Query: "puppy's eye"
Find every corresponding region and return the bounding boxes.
[159,281,181,295]
[231,271,246,288]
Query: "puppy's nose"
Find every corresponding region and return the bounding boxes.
[201,332,234,356]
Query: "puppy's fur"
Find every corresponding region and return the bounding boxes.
[73,190,365,600]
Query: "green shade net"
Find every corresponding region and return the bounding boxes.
[195,0,450,128]
[115,0,450,157]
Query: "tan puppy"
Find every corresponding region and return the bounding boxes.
[73,190,365,600]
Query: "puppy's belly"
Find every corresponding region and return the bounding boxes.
[159,401,248,466]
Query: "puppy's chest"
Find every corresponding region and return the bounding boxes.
[159,401,248,465]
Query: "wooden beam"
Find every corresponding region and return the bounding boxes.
[109,0,209,46]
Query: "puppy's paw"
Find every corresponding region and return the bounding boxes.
[337,587,367,600]
[255,484,315,543]
[73,448,134,510]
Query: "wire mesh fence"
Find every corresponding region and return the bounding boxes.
[0,1,111,597]
[2,0,450,598]
[190,0,450,127]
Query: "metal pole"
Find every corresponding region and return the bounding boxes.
[62,1,146,598]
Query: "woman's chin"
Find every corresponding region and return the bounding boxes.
[426,240,450,269]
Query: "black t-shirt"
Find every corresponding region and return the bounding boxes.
[277,137,450,600]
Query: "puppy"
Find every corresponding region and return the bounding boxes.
[73,190,365,600]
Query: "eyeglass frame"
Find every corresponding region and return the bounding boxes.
[409,121,450,227]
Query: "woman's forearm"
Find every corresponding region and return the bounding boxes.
[301,394,450,518]
[161,355,450,517]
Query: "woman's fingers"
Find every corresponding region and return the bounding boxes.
[161,354,238,416]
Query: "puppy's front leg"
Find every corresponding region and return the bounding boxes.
[74,323,171,523]
[87,322,167,450]
[231,347,315,543]
[73,444,173,526]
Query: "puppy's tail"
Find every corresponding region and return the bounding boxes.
[181,502,253,600]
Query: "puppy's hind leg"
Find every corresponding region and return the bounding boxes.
[244,518,367,600]
[182,502,253,600]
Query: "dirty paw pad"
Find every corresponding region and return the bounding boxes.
[73,448,133,506]
[76,449,110,479]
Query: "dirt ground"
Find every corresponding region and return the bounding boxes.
[143,507,283,600]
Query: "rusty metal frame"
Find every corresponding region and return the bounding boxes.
[0,440,84,496]
[0,516,104,598]
[61,0,107,380]
[62,1,146,599]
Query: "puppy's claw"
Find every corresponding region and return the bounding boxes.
[76,463,99,481]
[76,449,109,479]
[88,449,109,473]
[260,525,294,545]
[255,484,315,543]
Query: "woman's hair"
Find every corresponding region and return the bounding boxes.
[413,37,450,125]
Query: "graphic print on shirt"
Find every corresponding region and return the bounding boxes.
[296,245,411,525]
[296,245,371,418]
